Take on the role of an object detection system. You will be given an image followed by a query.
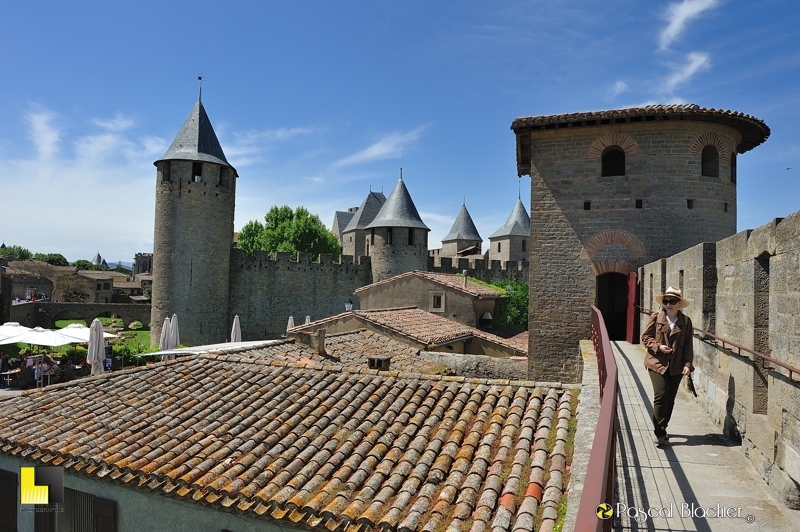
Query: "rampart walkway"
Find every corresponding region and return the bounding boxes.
[612,341,795,531]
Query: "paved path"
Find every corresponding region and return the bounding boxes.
[612,341,797,532]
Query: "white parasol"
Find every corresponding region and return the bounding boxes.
[0,322,31,342]
[230,315,241,343]
[168,313,180,349]
[86,319,105,376]
[286,316,295,332]
[58,323,117,343]
[159,317,171,361]
[0,327,73,347]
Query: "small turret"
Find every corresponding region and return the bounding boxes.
[341,190,386,260]
[489,197,530,263]
[365,173,430,282]
[441,201,482,257]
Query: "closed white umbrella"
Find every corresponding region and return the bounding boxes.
[286,316,295,332]
[0,327,73,347]
[159,317,171,361]
[304,316,311,325]
[168,314,180,349]
[0,322,31,342]
[230,315,241,343]
[86,319,105,376]
[159,317,171,351]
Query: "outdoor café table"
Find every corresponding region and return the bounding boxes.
[1,369,20,387]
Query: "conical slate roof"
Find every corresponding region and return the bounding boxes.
[489,198,530,238]
[343,191,386,233]
[155,99,235,171]
[91,252,103,266]
[366,178,430,230]
[442,203,482,243]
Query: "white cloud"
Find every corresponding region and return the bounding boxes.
[93,113,135,132]
[659,0,719,50]
[608,80,629,98]
[0,107,162,262]
[663,51,711,92]
[223,126,315,168]
[333,127,426,168]
[26,110,60,159]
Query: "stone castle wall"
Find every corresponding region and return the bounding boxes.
[640,211,800,508]
[228,250,372,340]
[521,120,742,383]
[427,256,528,283]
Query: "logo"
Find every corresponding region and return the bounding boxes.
[20,466,64,505]
[596,503,613,519]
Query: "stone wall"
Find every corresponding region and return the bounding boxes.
[228,250,372,340]
[639,211,800,508]
[427,256,528,283]
[419,351,528,380]
[368,227,429,282]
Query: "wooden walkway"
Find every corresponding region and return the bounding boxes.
[612,341,796,531]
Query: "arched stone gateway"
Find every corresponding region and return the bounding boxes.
[580,229,646,262]
[23,302,152,330]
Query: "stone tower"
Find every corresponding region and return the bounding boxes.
[440,202,482,257]
[341,190,386,260]
[488,197,530,263]
[365,175,430,282]
[151,98,237,347]
[511,104,769,382]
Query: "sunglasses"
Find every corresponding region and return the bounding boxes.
[662,299,680,305]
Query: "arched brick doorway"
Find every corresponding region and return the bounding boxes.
[596,272,628,340]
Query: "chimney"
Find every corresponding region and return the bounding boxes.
[316,328,326,356]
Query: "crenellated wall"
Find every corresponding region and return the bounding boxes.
[639,210,800,508]
[228,250,372,340]
[427,256,528,283]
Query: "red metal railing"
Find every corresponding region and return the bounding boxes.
[638,306,799,382]
[574,306,618,532]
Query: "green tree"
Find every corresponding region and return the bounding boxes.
[0,245,32,260]
[72,259,97,270]
[237,205,340,260]
[491,280,529,330]
[33,253,69,266]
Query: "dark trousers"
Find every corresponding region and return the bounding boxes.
[648,369,683,437]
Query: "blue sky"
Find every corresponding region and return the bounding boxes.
[1,1,798,264]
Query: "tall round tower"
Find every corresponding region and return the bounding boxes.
[511,104,769,382]
[365,175,430,282]
[151,98,237,347]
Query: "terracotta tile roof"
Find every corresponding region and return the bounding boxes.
[243,330,441,374]
[0,353,574,532]
[77,270,128,280]
[357,307,477,346]
[291,308,528,356]
[355,271,505,299]
[511,104,770,153]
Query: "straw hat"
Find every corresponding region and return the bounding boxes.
[655,286,691,309]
